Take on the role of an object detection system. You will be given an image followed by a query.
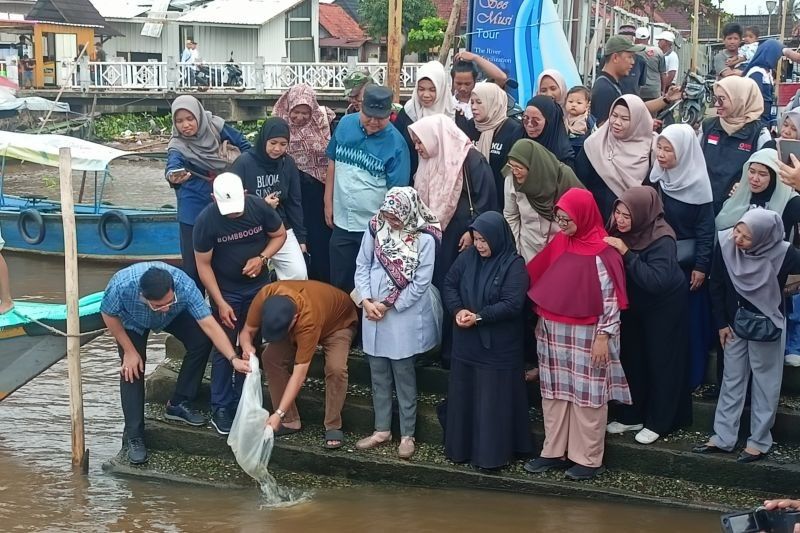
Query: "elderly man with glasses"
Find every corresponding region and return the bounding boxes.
[101,262,250,465]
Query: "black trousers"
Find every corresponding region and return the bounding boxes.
[301,174,332,283]
[118,310,212,439]
[329,226,363,294]
[179,222,203,292]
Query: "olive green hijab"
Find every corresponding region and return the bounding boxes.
[506,139,584,220]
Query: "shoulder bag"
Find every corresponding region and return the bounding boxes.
[731,301,781,342]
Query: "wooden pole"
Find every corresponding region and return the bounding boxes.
[386,0,403,103]
[59,147,88,474]
[438,0,465,66]
[777,1,789,107]
[691,0,700,73]
[38,42,90,135]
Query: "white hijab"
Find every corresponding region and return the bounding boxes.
[649,124,713,205]
[404,61,455,121]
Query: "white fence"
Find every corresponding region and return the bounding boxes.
[60,58,422,93]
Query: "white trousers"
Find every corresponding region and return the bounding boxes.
[270,229,308,281]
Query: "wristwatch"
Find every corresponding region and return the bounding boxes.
[275,408,286,420]
[258,253,269,267]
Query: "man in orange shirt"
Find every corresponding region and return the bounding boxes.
[240,280,357,449]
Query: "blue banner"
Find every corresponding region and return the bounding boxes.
[468,0,581,103]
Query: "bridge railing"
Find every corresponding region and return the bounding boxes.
[61,58,422,93]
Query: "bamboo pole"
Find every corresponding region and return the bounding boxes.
[386,0,403,102]
[38,42,90,135]
[691,0,700,73]
[59,147,88,474]
[438,0,465,66]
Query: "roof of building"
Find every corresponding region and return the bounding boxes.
[319,3,364,42]
[25,0,123,35]
[176,0,303,24]
[433,0,467,27]
[331,0,359,23]
[87,0,148,19]
[699,14,795,40]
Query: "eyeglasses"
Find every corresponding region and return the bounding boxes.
[143,293,177,312]
[554,214,573,227]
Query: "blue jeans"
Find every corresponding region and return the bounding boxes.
[210,284,262,412]
[785,293,800,355]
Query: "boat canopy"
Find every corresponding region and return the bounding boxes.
[0,131,131,172]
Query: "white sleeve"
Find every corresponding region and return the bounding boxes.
[665,53,679,73]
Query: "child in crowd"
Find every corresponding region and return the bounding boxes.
[736,26,761,72]
[564,86,596,154]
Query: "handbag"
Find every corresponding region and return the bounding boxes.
[731,304,781,342]
[676,239,696,269]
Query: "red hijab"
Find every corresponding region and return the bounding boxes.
[527,188,628,324]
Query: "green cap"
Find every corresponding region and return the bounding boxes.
[343,70,375,96]
[604,35,646,56]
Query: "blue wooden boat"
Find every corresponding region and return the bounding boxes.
[0,131,180,262]
[0,292,105,402]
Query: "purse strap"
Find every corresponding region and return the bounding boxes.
[462,161,475,218]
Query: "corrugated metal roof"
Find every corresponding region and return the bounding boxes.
[177,0,302,25]
[25,0,123,35]
[87,0,148,19]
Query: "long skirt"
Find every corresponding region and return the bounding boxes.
[300,173,332,283]
[686,271,713,389]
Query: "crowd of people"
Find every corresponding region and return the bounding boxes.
[95,27,800,484]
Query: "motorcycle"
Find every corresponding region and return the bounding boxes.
[657,71,715,128]
[226,52,243,87]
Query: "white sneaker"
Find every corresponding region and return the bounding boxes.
[785,354,800,367]
[635,428,660,445]
[606,422,644,434]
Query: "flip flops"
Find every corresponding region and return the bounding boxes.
[324,429,345,450]
[274,425,301,437]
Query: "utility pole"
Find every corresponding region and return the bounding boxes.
[438,0,465,65]
[387,0,403,103]
[691,0,700,73]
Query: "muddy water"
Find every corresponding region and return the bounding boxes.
[0,164,721,532]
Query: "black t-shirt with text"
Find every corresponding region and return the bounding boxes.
[193,194,283,293]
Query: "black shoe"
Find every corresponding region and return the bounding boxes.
[211,408,234,436]
[164,401,206,426]
[737,450,766,463]
[523,456,570,474]
[565,464,606,480]
[692,443,729,454]
[127,437,148,465]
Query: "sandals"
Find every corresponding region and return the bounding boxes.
[274,425,301,437]
[324,428,345,450]
[355,431,392,450]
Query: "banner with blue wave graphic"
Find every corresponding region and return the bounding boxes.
[468,0,581,103]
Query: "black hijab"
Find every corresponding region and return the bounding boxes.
[525,95,574,165]
[252,117,291,170]
[460,212,522,347]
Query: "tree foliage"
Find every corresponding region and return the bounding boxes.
[406,17,447,54]
[358,0,438,40]
[625,0,723,18]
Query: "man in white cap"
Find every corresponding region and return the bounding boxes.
[658,31,679,88]
[192,172,286,435]
[635,27,667,102]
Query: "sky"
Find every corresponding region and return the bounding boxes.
[721,0,786,15]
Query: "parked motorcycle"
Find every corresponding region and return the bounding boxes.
[657,71,715,128]
[226,52,243,87]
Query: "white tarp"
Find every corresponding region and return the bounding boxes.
[0,88,71,114]
[0,131,131,171]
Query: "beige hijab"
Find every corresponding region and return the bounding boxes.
[537,69,568,108]
[715,76,764,136]
[472,82,508,160]
[582,95,655,198]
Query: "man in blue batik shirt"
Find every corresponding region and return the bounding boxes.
[323,84,410,294]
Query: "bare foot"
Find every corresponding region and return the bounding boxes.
[0,300,14,315]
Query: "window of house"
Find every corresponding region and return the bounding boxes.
[285,0,313,62]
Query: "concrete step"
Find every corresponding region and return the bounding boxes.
[145,365,800,495]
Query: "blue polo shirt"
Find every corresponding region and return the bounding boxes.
[326,113,410,232]
[100,262,211,335]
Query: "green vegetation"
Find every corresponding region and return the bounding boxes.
[358,0,437,40]
[91,113,264,142]
[407,17,448,55]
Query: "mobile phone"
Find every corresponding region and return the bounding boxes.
[169,168,186,176]
[777,139,800,166]
[721,508,800,533]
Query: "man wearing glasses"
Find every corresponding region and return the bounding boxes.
[101,262,250,465]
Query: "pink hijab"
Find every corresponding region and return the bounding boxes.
[408,115,474,231]
[272,84,333,182]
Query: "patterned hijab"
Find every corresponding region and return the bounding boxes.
[168,95,228,172]
[272,84,332,182]
[408,115,474,231]
[404,60,455,121]
[471,82,508,160]
[369,187,442,305]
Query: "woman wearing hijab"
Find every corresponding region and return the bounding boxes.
[504,139,583,262]
[166,95,251,289]
[744,40,784,129]
[701,76,771,215]
[441,211,533,469]
[604,187,691,445]
[695,208,800,462]
[462,82,525,205]
[522,95,575,169]
[537,69,569,110]
[576,95,654,221]
[272,84,335,282]
[394,61,455,177]
[525,188,630,480]
[354,187,441,460]
[230,117,307,280]
[649,124,716,390]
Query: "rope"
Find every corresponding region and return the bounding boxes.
[8,308,107,339]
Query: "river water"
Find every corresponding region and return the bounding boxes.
[0,162,720,531]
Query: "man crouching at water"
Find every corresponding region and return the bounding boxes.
[101,263,250,464]
[239,280,358,449]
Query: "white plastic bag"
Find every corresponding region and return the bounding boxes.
[227,356,274,483]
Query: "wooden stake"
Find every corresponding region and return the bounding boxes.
[438,0,465,66]
[386,0,403,103]
[691,0,700,73]
[59,147,88,474]
[776,2,789,103]
[38,42,90,135]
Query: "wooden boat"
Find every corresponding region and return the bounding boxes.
[0,131,180,262]
[0,292,105,402]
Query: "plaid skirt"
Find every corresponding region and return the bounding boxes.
[537,318,631,409]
